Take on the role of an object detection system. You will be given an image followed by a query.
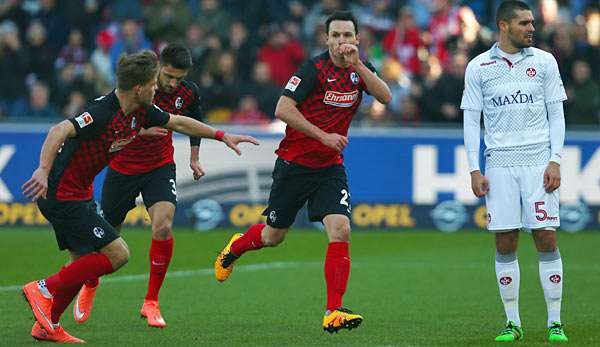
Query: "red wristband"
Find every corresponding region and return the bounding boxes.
[215,130,225,141]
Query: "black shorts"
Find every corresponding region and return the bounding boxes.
[37,198,119,255]
[101,163,177,226]
[262,158,352,228]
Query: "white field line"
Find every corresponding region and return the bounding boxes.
[1,260,596,293]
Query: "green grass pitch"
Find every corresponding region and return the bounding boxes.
[1,227,598,346]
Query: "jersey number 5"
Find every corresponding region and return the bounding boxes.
[534,201,548,221]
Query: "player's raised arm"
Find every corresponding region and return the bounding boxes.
[22,120,76,201]
[339,43,392,104]
[275,96,348,152]
[162,114,259,155]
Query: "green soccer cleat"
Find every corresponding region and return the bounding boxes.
[548,321,568,342]
[495,321,524,342]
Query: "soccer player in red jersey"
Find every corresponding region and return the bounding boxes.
[214,11,391,333]
[72,43,206,328]
[21,50,258,343]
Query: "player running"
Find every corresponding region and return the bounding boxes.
[73,43,205,328]
[461,1,568,342]
[214,11,391,333]
[21,50,258,343]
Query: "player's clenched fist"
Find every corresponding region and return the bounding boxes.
[320,133,349,152]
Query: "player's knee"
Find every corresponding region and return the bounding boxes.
[331,223,351,242]
[152,221,172,240]
[107,241,130,270]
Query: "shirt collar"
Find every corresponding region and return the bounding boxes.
[490,42,534,59]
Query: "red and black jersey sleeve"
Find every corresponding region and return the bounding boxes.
[184,81,203,146]
[281,59,319,104]
[68,97,113,139]
[143,104,170,128]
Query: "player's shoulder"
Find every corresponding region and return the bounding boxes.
[529,47,558,64]
[466,50,494,71]
[180,79,201,96]
[307,51,330,69]
[85,91,119,118]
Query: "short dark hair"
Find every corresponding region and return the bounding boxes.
[496,1,531,29]
[325,11,358,35]
[159,43,192,70]
[116,50,159,90]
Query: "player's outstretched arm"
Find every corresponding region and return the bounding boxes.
[339,43,392,104]
[275,96,348,152]
[190,145,205,180]
[22,120,76,201]
[163,115,259,155]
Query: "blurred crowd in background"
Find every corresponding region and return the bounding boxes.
[1,0,599,128]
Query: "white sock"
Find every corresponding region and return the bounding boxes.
[539,250,563,327]
[496,253,521,326]
[37,280,53,299]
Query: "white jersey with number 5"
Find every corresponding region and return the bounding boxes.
[460,43,567,168]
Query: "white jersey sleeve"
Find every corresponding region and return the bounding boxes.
[544,55,567,104]
[460,62,483,111]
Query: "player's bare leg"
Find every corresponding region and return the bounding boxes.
[215,224,287,282]
[73,228,124,323]
[139,201,175,328]
[322,214,362,333]
[494,230,523,341]
[532,229,567,341]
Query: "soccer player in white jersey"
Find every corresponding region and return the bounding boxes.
[461,1,568,342]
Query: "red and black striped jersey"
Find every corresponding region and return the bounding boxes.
[277,51,376,168]
[48,91,170,201]
[109,80,203,175]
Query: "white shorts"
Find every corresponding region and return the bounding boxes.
[485,164,560,231]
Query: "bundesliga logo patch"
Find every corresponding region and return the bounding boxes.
[75,112,94,128]
[285,76,301,92]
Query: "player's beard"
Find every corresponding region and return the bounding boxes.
[509,28,533,48]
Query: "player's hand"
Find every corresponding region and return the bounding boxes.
[139,127,168,137]
[321,133,348,152]
[470,170,489,198]
[221,133,260,156]
[544,161,561,193]
[22,167,49,201]
[339,43,360,66]
[190,160,205,180]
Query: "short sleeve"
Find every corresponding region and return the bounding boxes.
[460,62,483,111]
[144,104,170,128]
[544,55,567,104]
[360,60,377,93]
[281,60,318,103]
[69,108,107,139]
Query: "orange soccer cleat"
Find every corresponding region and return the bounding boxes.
[31,322,86,344]
[22,281,54,334]
[322,307,363,333]
[140,300,167,328]
[73,280,99,323]
[214,233,243,282]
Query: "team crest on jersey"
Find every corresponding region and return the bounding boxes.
[175,97,184,109]
[269,211,277,223]
[549,274,561,283]
[526,67,537,77]
[350,72,359,85]
[285,76,301,92]
[74,112,94,128]
[323,90,359,107]
[499,276,512,285]
[131,116,136,129]
[93,227,104,238]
